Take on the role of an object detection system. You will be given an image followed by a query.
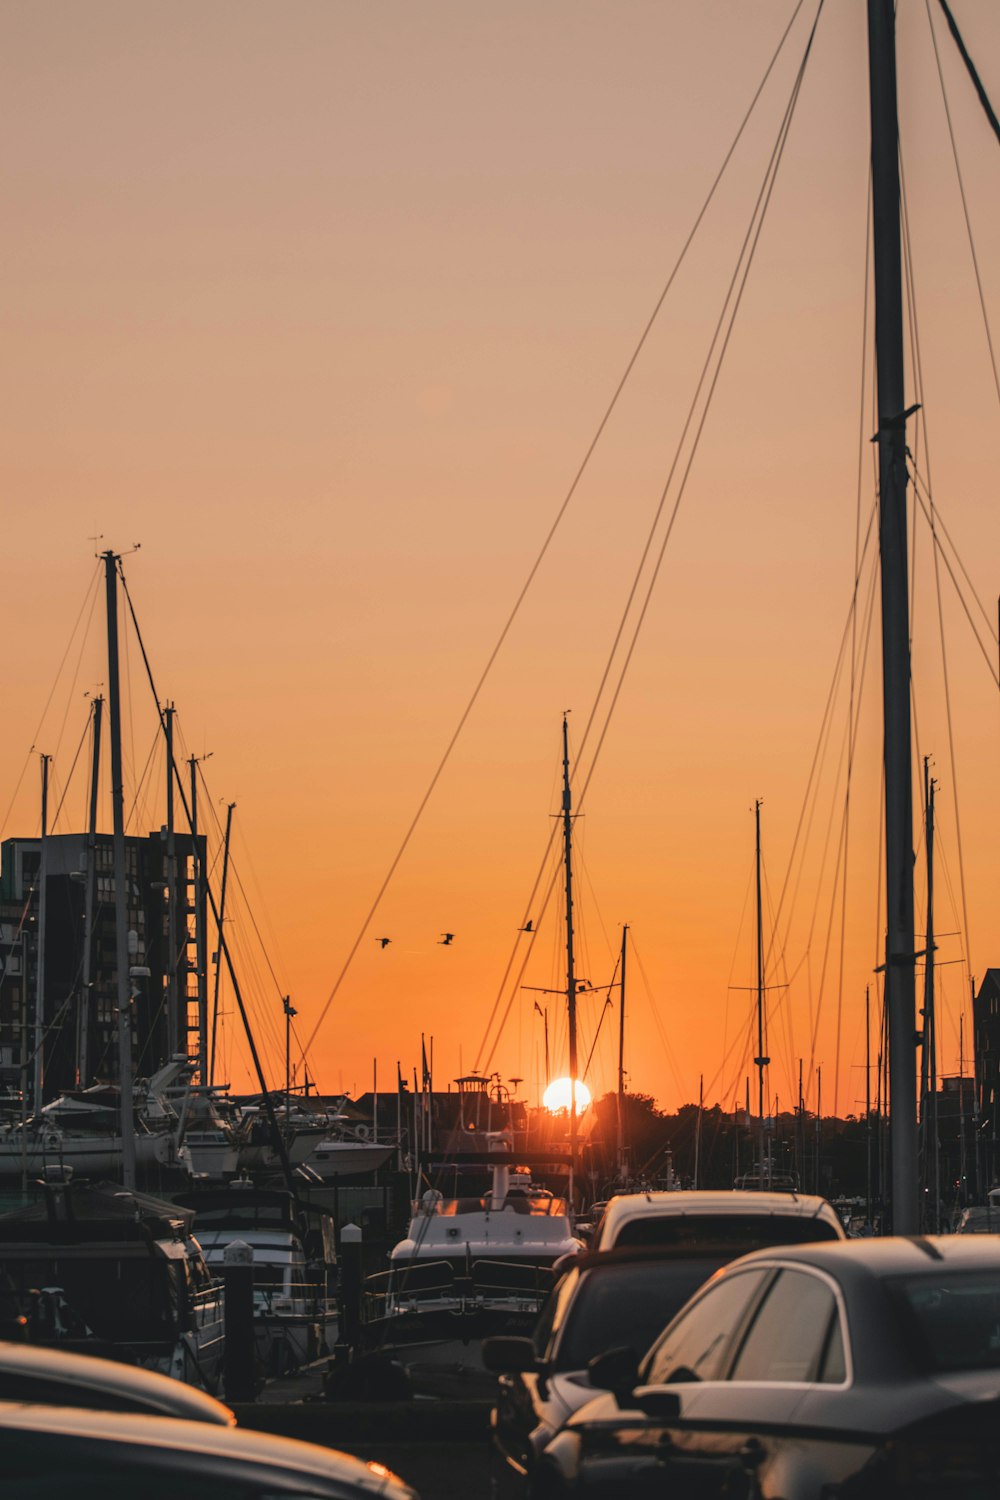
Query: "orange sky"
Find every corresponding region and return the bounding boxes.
[3,2,999,1120]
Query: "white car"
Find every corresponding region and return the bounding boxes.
[590,1189,844,1252]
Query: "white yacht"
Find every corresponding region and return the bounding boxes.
[362,1143,581,1395]
[181,1186,337,1378]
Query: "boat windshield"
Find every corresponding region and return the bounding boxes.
[431,1194,568,1217]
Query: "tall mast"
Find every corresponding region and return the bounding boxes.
[865,985,873,1227]
[959,1012,967,1204]
[77,697,103,1085]
[103,551,136,1190]
[694,1072,704,1190]
[561,714,578,1202]
[868,0,918,1234]
[923,760,939,1230]
[164,704,178,1059]
[616,923,628,1178]
[190,756,208,1081]
[798,1057,805,1189]
[753,799,768,1188]
[210,800,235,1086]
[32,753,50,1112]
[815,1065,822,1195]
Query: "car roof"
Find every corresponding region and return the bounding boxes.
[0,1340,234,1424]
[0,1404,413,1495]
[593,1190,843,1246]
[728,1233,1000,1283]
[557,1243,744,1275]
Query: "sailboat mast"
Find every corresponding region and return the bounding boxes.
[753,799,768,1188]
[865,985,873,1227]
[77,697,103,1086]
[924,761,939,1231]
[103,551,137,1190]
[190,756,208,1081]
[616,923,627,1177]
[209,799,235,1086]
[868,0,918,1234]
[694,1072,704,1190]
[32,753,50,1113]
[561,714,578,1201]
[164,704,178,1058]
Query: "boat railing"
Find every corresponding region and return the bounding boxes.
[252,1278,335,1318]
[364,1259,457,1318]
[471,1259,556,1303]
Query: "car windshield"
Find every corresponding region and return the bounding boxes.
[888,1271,1000,1373]
[614,1214,839,1250]
[553,1258,722,1372]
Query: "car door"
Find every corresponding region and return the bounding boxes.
[493,1266,581,1496]
[571,1269,772,1499]
[646,1265,850,1500]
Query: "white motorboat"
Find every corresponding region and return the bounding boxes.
[180,1186,336,1378]
[362,1142,582,1394]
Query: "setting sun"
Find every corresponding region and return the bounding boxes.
[542,1077,592,1114]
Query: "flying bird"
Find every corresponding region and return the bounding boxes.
[518,920,534,933]
[439,933,455,946]
[374,937,391,949]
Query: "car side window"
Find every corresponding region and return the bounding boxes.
[819,1309,846,1383]
[534,1267,579,1359]
[644,1269,769,1385]
[728,1268,844,1384]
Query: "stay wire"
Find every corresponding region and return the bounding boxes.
[48,716,91,832]
[478,3,825,1075]
[935,0,1000,152]
[1,563,101,834]
[806,554,880,1094]
[303,0,817,1061]
[899,140,975,986]
[118,570,295,1137]
[908,468,1000,684]
[927,3,1000,410]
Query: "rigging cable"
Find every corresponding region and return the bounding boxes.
[1,563,101,835]
[927,4,1000,412]
[935,0,1000,152]
[908,466,999,677]
[835,177,875,1119]
[302,0,819,1061]
[899,140,974,993]
[48,716,91,833]
[477,2,827,1074]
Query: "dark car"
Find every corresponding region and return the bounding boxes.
[537,1235,1000,1498]
[0,1338,235,1422]
[486,1246,730,1498]
[0,1402,417,1498]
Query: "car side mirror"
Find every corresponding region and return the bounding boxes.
[587,1345,639,1404]
[482,1336,539,1374]
[633,1386,682,1421]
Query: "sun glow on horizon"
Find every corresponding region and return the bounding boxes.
[542,1077,592,1114]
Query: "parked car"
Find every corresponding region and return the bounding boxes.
[537,1235,1000,1498]
[0,1338,234,1422]
[0,1402,417,1498]
[589,1189,844,1252]
[486,1245,731,1498]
